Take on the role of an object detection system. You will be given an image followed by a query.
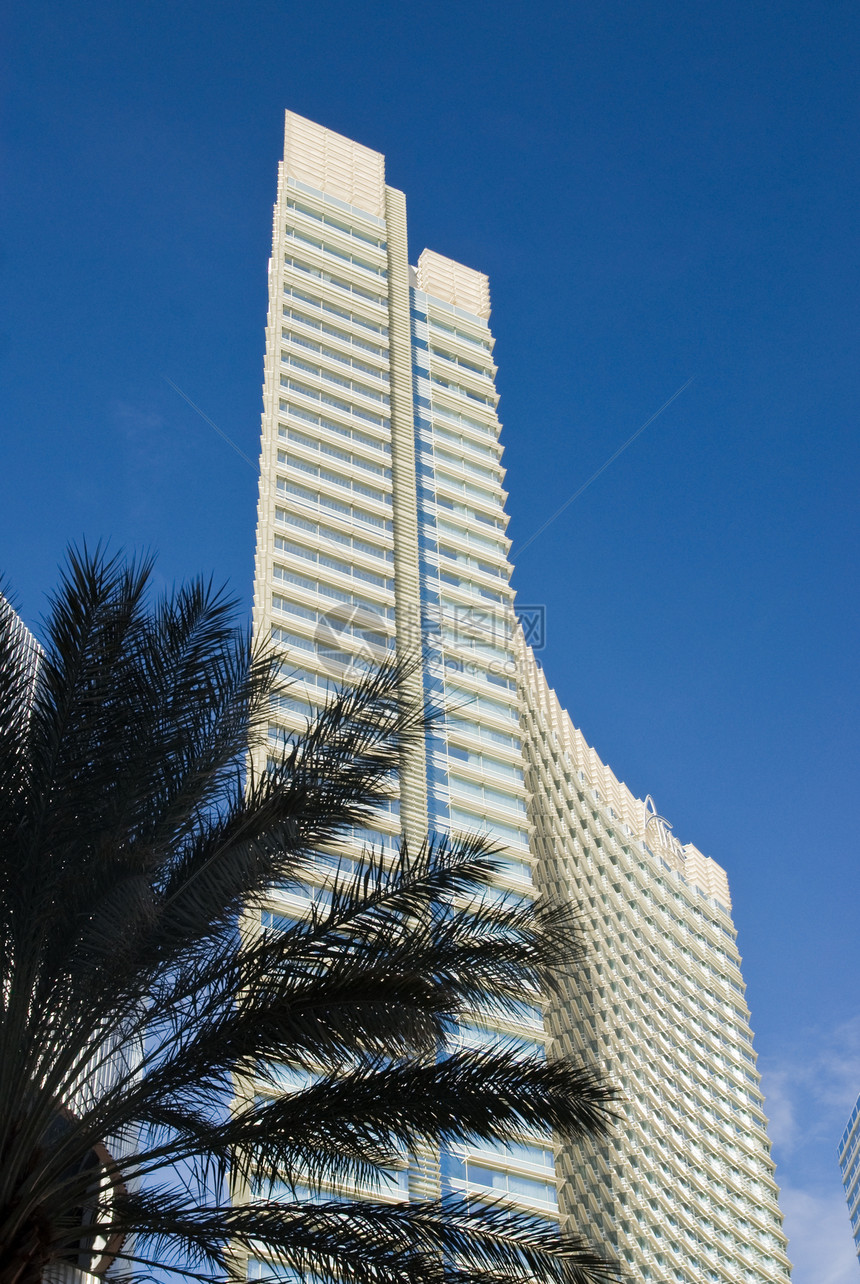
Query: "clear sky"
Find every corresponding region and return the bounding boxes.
[3,1,858,1276]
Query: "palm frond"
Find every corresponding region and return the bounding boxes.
[101,1190,623,1284]
[0,548,622,1284]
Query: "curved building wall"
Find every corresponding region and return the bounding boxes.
[519,641,791,1283]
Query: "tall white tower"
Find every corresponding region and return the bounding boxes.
[249,110,792,1283]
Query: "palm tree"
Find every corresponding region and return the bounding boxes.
[0,548,620,1284]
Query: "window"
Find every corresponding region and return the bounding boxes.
[286,197,387,250]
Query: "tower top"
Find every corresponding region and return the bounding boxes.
[283,110,387,218]
[415,248,491,320]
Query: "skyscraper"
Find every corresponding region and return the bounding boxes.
[250,110,791,1283]
[839,1092,860,1265]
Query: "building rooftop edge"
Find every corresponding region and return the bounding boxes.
[520,637,732,908]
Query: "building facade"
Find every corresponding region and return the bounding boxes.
[249,110,792,1283]
[520,645,791,1281]
[0,594,42,698]
[839,1093,860,1264]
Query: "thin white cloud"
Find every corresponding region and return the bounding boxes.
[779,1186,858,1284]
[764,1071,798,1149]
[112,401,169,469]
[760,1015,860,1155]
[759,1015,860,1283]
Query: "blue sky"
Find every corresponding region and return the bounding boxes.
[2,1,859,1276]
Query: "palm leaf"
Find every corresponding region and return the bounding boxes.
[0,548,622,1284]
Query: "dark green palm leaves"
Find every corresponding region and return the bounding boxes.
[0,550,620,1284]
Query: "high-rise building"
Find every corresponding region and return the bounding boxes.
[249,110,792,1283]
[839,1093,860,1265]
[0,594,42,697]
[520,645,791,1281]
